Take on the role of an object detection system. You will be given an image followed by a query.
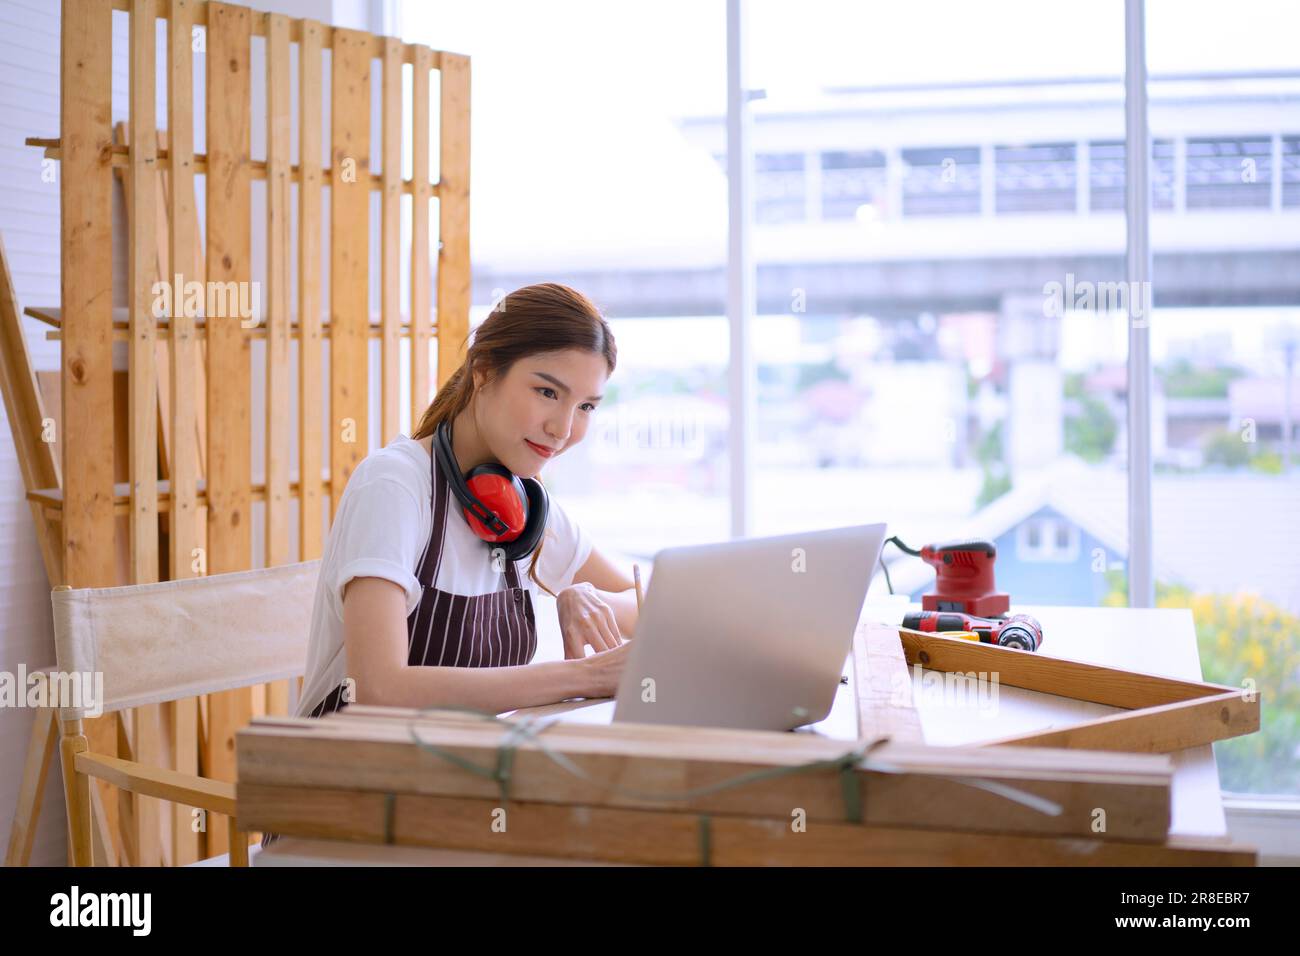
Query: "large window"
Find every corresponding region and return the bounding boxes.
[1148,0,1300,799]
[901,146,981,216]
[995,142,1078,213]
[741,0,1299,800]
[398,0,729,558]
[755,152,807,223]
[398,0,1300,800]
[1185,136,1274,209]
[821,149,887,220]
[1088,139,1175,211]
[1285,135,1300,206]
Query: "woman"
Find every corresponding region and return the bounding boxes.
[260,283,636,849]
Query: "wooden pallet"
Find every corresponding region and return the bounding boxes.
[4,0,469,867]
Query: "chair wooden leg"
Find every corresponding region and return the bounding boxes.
[58,717,93,867]
[227,818,249,867]
[4,703,58,866]
[88,778,119,866]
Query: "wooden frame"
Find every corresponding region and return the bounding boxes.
[4,0,471,866]
[892,626,1261,753]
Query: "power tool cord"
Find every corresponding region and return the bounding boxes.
[879,535,921,596]
[886,535,921,556]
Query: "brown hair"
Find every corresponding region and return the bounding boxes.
[412,283,617,597]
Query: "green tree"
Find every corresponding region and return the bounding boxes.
[973,420,1012,508]
[976,472,1011,508]
[795,358,851,391]
[1157,358,1245,399]
[1203,428,1253,468]
[1065,396,1117,463]
[975,420,1003,467]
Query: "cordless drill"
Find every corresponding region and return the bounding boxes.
[902,610,1043,652]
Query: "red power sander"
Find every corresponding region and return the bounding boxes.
[889,537,1009,617]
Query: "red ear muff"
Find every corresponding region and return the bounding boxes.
[462,464,528,543]
[433,419,551,562]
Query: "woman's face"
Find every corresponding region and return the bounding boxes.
[473,349,609,478]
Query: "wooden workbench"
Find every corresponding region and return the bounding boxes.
[251,597,1233,866]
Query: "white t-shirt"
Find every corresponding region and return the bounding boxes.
[294,434,593,717]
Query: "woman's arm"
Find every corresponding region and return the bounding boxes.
[341,576,627,711]
[569,546,641,637]
[572,545,636,592]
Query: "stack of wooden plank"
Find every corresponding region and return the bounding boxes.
[237,707,1256,866]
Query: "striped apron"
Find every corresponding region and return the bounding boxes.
[259,441,538,850]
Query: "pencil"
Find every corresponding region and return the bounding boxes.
[633,563,644,613]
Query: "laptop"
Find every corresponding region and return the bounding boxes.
[604,523,887,732]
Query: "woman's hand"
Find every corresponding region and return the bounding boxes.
[556,582,623,659]
[577,640,632,698]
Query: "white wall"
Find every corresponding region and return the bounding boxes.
[0,0,71,869]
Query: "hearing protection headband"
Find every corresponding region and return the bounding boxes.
[433,419,549,562]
